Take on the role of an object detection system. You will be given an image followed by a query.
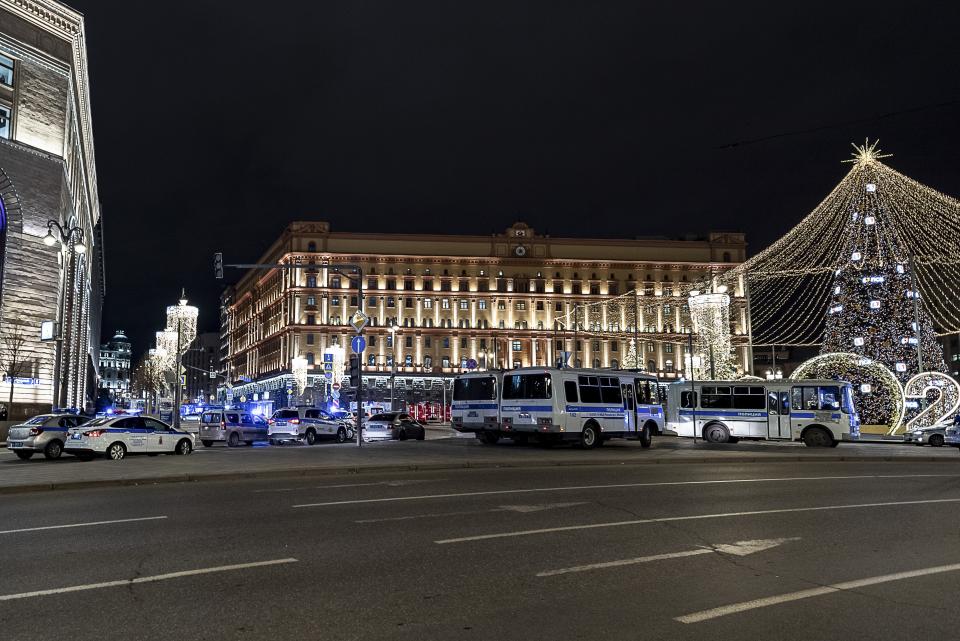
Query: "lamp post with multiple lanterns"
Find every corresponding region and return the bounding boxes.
[43,220,86,409]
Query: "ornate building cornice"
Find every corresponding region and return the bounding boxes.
[0,0,81,40]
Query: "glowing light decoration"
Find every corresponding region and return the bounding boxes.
[870,300,881,309]
[718,141,955,387]
[864,216,876,225]
[902,372,960,432]
[853,337,864,346]
[791,352,905,428]
[291,356,308,395]
[687,291,735,379]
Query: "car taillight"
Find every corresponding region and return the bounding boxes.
[268,419,275,424]
[290,418,300,424]
[85,429,106,437]
[220,421,226,429]
[29,427,44,436]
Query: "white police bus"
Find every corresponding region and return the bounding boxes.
[493,367,664,448]
[451,371,502,443]
[665,379,860,446]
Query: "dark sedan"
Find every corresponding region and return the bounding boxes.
[362,412,426,443]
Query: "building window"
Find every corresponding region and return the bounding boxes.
[350,296,358,307]
[555,303,562,312]
[367,277,377,290]
[536,301,544,311]
[306,295,316,306]
[425,337,432,348]
[330,276,341,288]
[331,296,340,306]
[305,352,315,365]
[386,335,394,348]
[387,297,395,308]
[665,344,674,353]
[405,297,413,308]
[478,300,487,310]
[367,355,376,366]
[0,54,13,87]
[460,337,467,348]
[611,342,618,352]
[368,335,376,347]
[512,341,522,352]
[0,104,10,140]
[306,275,317,288]
[306,314,315,325]
[442,299,450,309]
[405,336,413,348]
[516,301,526,311]
[405,355,413,366]
[442,337,450,348]
[423,298,433,309]
[306,334,315,345]
[497,300,506,310]
[459,299,468,310]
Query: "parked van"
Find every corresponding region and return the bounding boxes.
[198,409,269,447]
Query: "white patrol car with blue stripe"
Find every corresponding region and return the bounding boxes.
[495,367,664,448]
[665,379,859,446]
[451,372,502,443]
[63,416,195,460]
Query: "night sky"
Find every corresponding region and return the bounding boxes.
[67,0,960,356]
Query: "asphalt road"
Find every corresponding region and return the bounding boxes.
[2,460,960,640]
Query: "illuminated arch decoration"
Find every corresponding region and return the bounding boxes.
[791,352,905,430]
[902,372,960,432]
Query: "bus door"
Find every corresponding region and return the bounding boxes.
[621,383,637,435]
[767,389,791,439]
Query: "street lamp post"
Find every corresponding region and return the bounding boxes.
[43,220,86,410]
[389,324,399,410]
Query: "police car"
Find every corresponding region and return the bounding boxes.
[63,415,195,460]
[268,407,352,444]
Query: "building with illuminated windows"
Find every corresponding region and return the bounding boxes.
[98,331,131,404]
[221,222,746,410]
[0,1,104,417]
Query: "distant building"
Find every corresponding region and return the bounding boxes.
[184,332,220,404]
[0,0,104,417]
[99,331,131,404]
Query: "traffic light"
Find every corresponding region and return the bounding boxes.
[349,354,361,387]
[214,252,224,279]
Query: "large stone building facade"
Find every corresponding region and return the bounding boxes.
[0,1,103,417]
[222,222,746,411]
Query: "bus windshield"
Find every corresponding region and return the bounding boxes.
[502,373,552,400]
[453,377,497,401]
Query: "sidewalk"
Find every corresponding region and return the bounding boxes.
[1,435,957,495]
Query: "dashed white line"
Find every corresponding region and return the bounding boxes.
[292,473,959,508]
[434,497,960,544]
[0,558,299,602]
[0,516,168,536]
[675,562,960,623]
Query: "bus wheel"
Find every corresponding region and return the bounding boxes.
[703,423,730,444]
[639,424,652,448]
[802,426,833,447]
[480,431,500,445]
[579,423,599,449]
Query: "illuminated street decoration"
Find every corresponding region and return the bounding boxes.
[720,141,960,365]
[291,356,308,395]
[687,290,735,379]
[902,372,960,432]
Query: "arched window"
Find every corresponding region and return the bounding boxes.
[593,358,601,368]
[611,359,619,369]
[647,359,656,372]
[307,241,317,252]
[367,354,376,366]
[306,352,315,365]
[665,359,674,372]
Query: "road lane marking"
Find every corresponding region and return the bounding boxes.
[293,473,959,508]
[0,516,168,536]
[255,479,445,493]
[434,497,960,544]
[0,558,299,602]
[538,538,799,577]
[675,562,960,623]
[356,502,586,523]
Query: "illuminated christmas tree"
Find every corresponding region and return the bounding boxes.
[821,142,946,383]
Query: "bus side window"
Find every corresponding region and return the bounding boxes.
[681,391,697,408]
[768,392,779,414]
[564,380,579,403]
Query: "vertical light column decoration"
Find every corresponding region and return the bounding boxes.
[687,290,735,380]
[291,356,308,396]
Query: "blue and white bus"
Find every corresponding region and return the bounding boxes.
[451,371,502,442]
[493,367,664,448]
[665,379,860,446]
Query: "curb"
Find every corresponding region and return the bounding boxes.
[0,453,954,496]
